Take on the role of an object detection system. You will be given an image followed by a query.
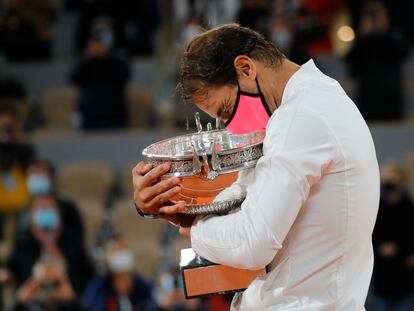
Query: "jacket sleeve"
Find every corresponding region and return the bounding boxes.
[190,105,339,269]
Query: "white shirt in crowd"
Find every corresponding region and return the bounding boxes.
[190,60,380,310]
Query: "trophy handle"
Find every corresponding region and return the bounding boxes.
[195,112,203,132]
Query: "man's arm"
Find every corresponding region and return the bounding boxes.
[190,106,339,269]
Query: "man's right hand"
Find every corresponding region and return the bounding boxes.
[132,161,185,215]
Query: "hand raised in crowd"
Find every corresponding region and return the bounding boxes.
[16,278,40,304]
[17,262,75,305]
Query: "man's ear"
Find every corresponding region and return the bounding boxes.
[234,55,257,81]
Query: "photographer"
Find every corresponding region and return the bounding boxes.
[5,194,94,295]
[11,261,88,311]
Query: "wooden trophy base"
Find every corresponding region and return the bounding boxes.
[180,248,265,299]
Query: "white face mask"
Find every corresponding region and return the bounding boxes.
[27,174,52,195]
[108,250,135,272]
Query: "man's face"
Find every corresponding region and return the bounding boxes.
[192,84,238,122]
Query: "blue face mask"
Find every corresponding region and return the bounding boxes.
[33,208,59,231]
[27,175,52,195]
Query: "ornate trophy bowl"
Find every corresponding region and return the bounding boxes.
[142,126,265,214]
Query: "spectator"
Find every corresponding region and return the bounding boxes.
[0,103,35,240]
[67,0,159,56]
[154,265,208,311]
[83,239,157,311]
[346,0,409,121]
[10,261,89,311]
[371,162,414,310]
[6,194,94,295]
[180,14,204,46]
[15,158,85,242]
[237,0,271,36]
[69,17,130,130]
[267,2,310,65]
[0,0,56,62]
[298,0,342,55]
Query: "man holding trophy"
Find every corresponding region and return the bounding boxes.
[132,24,379,310]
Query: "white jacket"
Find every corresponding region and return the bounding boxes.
[190,60,380,310]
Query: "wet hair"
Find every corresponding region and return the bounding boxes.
[177,23,285,105]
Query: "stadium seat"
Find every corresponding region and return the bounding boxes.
[42,87,77,131]
[112,197,167,240]
[76,198,104,250]
[127,87,154,128]
[120,164,135,197]
[58,162,114,200]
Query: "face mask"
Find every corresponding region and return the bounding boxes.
[108,250,135,272]
[98,29,114,47]
[33,207,59,231]
[225,79,272,134]
[27,174,52,195]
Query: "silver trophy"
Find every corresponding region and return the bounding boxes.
[142,113,264,214]
[142,113,266,298]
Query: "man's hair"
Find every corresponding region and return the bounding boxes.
[178,23,285,104]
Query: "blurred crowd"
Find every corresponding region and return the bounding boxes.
[0,0,414,132]
[0,0,414,310]
[0,103,234,310]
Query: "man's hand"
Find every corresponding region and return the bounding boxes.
[179,226,191,239]
[178,215,202,239]
[132,161,185,215]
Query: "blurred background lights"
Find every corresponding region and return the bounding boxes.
[337,25,355,42]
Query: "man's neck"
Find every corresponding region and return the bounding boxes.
[258,59,300,113]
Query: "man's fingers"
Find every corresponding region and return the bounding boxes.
[159,201,186,214]
[132,161,152,176]
[162,214,196,228]
[139,177,181,202]
[147,186,182,210]
[132,162,153,190]
[141,163,171,187]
